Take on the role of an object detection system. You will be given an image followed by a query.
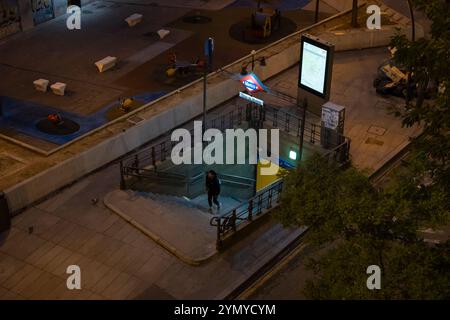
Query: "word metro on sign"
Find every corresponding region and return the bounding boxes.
[240,72,267,93]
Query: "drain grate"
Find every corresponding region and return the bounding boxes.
[365,137,384,146]
[367,125,387,136]
[182,15,212,24]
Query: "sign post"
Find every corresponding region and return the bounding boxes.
[297,34,334,115]
[239,72,267,196]
[203,37,214,134]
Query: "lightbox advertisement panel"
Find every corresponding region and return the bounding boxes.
[298,35,334,99]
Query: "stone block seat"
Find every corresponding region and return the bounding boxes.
[125,13,143,27]
[50,82,66,96]
[95,56,117,73]
[33,79,49,92]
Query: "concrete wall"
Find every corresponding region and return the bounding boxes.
[12,0,96,37]
[5,78,242,212]
[4,3,417,214]
[315,25,422,51]
[53,0,67,17]
[321,0,354,12]
[0,0,28,39]
[17,0,34,30]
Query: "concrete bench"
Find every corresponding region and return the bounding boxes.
[125,13,143,27]
[95,56,117,73]
[50,82,66,96]
[33,79,49,92]
[157,29,170,40]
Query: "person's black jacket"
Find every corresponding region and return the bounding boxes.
[205,175,221,195]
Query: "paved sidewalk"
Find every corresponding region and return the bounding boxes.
[104,190,217,265]
[0,160,306,300]
[267,47,421,174]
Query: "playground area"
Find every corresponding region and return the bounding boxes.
[0,0,332,153]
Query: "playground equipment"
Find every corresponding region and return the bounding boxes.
[118,97,134,113]
[165,52,206,78]
[250,7,281,39]
[47,113,64,126]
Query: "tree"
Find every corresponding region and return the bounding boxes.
[305,239,450,299]
[390,0,450,196]
[277,154,448,244]
[275,0,450,299]
[275,154,449,299]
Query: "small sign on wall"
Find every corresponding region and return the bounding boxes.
[321,107,339,130]
[31,0,54,25]
[321,102,345,131]
[0,0,22,39]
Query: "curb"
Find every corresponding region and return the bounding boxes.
[215,226,308,300]
[103,192,218,266]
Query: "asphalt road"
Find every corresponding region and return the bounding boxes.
[240,243,325,300]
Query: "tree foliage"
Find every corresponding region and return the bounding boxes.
[390,0,450,194]
[275,0,450,299]
[276,154,449,299]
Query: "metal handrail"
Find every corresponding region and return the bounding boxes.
[121,106,244,170]
[210,179,283,250]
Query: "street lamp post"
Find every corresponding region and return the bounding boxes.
[351,0,358,28]
[203,38,214,134]
[298,98,307,161]
[251,50,256,71]
[314,0,320,23]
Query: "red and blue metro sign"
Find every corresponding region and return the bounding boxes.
[240,72,267,94]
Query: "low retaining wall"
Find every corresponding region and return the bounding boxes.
[316,25,419,51]
[4,2,415,214]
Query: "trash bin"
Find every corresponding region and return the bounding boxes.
[0,192,11,233]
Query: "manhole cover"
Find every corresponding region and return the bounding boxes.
[182,15,212,24]
[367,125,386,136]
[365,137,384,146]
[128,116,144,124]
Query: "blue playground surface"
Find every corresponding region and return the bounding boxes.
[228,0,310,11]
[0,92,166,145]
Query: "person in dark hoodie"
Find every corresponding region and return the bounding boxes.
[205,170,221,213]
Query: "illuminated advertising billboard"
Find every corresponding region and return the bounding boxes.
[298,34,334,99]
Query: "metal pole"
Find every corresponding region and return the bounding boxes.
[251,50,256,71]
[202,64,207,134]
[315,0,320,23]
[351,0,358,28]
[299,98,307,161]
[203,38,213,134]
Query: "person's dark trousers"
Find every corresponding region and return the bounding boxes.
[208,192,219,207]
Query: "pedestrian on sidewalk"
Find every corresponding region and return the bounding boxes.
[205,170,221,213]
